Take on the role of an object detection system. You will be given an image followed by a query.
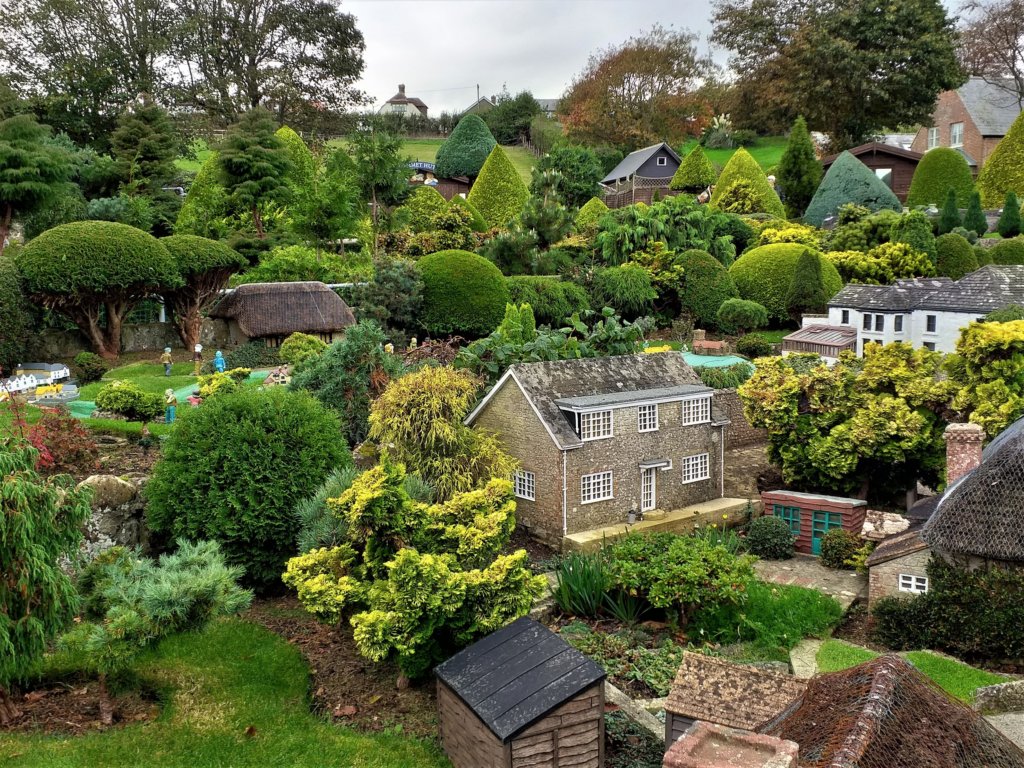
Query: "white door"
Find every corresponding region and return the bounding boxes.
[641,467,656,512]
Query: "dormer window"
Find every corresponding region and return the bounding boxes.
[681,396,711,425]
[579,410,613,440]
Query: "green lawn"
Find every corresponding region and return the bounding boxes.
[748,329,789,344]
[679,136,788,171]
[816,640,1006,703]
[0,620,449,768]
[79,362,197,401]
[173,139,215,174]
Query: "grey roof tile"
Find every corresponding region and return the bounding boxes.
[829,266,1024,314]
[958,77,1023,136]
[601,142,680,184]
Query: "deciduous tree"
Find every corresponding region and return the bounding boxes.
[958,0,1024,109]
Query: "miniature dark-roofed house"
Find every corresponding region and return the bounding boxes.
[435,617,606,768]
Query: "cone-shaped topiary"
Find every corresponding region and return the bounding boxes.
[776,116,822,218]
[906,147,975,207]
[434,114,497,179]
[786,248,829,323]
[670,145,717,192]
[729,243,842,324]
[935,233,979,279]
[275,125,315,192]
[418,249,510,336]
[998,191,1022,238]
[449,195,489,232]
[804,151,902,227]
[574,196,610,234]
[467,145,530,228]
[963,190,988,236]
[978,110,1024,207]
[710,148,785,218]
[938,188,962,234]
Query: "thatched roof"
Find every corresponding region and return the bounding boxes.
[209,281,356,339]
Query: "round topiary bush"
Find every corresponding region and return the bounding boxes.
[729,244,843,324]
[819,529,860,570]
[935,233,979,279]
[418,249,510,337]
[73,351,109,384]
[716,298,769,335]
[736,333,773,358]
[990,237,1024,265]
[401,186,448,232]
[144,387,347,592]
[678,249,740,327]
[94,380,164,424]
[746,515,795,560]
[906,147,976,207]
[574,196,610,234]
[975,244,993,266]
[278,332,328,368]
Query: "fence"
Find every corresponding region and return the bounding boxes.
[602,175,682,209]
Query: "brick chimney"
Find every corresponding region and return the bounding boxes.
[664,722,798,768]
[944,422,985,485]
[398,84,406,96]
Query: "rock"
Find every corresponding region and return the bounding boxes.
[76,474,150,558]
[79,475,138,508]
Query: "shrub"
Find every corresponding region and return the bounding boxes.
[434,114,497,179]
[26,408,99,476]
[174,152,229,238]
[275,125,315,191]
[976,244,993,266]
[678,249,740,327]
[449,195,489,232]
[145,387,346,592]
[804,151,902,227]
[870,594,930,650]
[951,225,978,244]
[533,145,604,209]
[729,244,843,324]
[756,222,822,249]
[399,185,448,232]
[591,264,657,319]
[776,116,822,217]
[553,551,607,618]
[890,210,937,264]
[718,214,756,254]
[279,331,327,368]
[575,196,610,234]
[964,190,989,237]
[985,304,1024,322]
[906,147,975,207]
[746,515,795,560]
[418,249,510,337]
[73,351,108,384]
[346,255,423,342]
[697,362,753,389]
[825,208,901,252]
[990,237,1024,265]
[295,465,360,553]
[506,275,590,326]
[94,380,163,424]
[824,243,934,285]
[977,109,1024,207]
[670,146,717,192]
[736,333,773,358]
[786,248,829,323]
[709,148,785,217]
[819,529,860,569]
[716,298,769,335]
[234,244,371,285]
[935,233,978,279]
[0,253,33,372]
[467,145,530,228]
[222,341,277,370]
[938,188,962,234]
[998,191,1022,238]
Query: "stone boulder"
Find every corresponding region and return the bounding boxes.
[77,474,150,557]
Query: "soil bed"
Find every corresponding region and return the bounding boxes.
[0,680,157,735]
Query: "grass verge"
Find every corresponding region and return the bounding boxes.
[678,136,788,171]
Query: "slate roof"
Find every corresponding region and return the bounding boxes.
[466,352,709,450]
[865,528,928,567]
[783,325,858,349]
[821,142,923,167]
[958,77,1023,136]
[209,281,356,339]
[829,266,1024,314]
[535,98,560,114]
[554,383,710,410]
[759,655,1024,767]
[601,142,681,184]
[906,494,942,523]
[924,415,1024,562]
[665,652,806,731]
[434,617,605,743]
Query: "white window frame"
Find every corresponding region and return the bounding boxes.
[514,470,535,501]
[641,467,656,512]
[927,126,939,149]
[898,573,928,594]
[950,122,964,148]
[894,315,903,333]
[681,396,711,426]
[863,313,872,331]
[579,410,613,441]
[681,453,710,484]
[637,404,659,433]
[656,156,668,166]
[581,471,613,504]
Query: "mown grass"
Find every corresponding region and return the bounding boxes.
[173,139,215,174]
[79,362,197,400]
[816,640,1006,703]
[679,136,789,171]
[747,329,789,344]
[0,619,450,768]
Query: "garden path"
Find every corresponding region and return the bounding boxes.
[987,713,1024,751]
[754,554,867,611]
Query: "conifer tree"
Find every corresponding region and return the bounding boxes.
[110,103,178,194]
[997,191,1022,238]
[467,145,530,227]
[434,114,497,179]
[786,248,828,325]
[938,187,962,234]
[977,109,1024,207]
[776,116,822,218]
[963,190,988,237]
[670,146,717,192]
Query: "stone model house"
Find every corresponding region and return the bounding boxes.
[465,353,728,547]
[208,281,356,348]
[379,84,428,117]
[827,265,1024,355]
[911,76,1023,169]
[601,142,681,208]
[820,142,923,201]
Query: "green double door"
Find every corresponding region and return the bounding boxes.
[811,511,843,555]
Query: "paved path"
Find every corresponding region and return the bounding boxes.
[790,639,822,679]
[987,713,1024,751]
[754,554,867,611]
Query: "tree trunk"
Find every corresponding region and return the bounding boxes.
[0,687,22,724]
[103,303,125,360]
[97,673,113,726]
[0,203,12,260]
[253,206,265,239]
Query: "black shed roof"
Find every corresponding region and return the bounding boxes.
[434,617,606,743]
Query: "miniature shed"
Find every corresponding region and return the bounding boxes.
[760,490,868,556]
[435,617,607,768]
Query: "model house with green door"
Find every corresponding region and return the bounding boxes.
[759,490,867,555]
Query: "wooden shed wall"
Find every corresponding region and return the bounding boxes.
[762,491,867,555]
[438,680,509,768]
[510,682,605,768]
[666,712,695,750]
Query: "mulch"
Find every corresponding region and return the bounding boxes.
[0,681,158,735]
[243,597,440,739]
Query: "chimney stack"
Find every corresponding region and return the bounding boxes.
[944,422,985,485]
[398,84,406,96]
[664,722,798,768]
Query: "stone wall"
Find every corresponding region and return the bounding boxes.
[77,474,150,559]
[714,389,767,449]
[868,548,931,604]
[38,318,232,360]
[974,680,1024,714]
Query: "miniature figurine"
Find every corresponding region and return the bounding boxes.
[161,347,173,376]
[213,350,226,373]
[192,343,203,376]
[164,388,177,424]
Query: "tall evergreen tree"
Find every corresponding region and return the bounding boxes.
[998,191,1022,238]
[964,190,989,237]
[434,114,496,179]
[291,149,361,257]
[347,122,410,233]
[786,248,828,325]
[217,107,292,239]
[938,187,962,234]
[776,116,821,218]
[110,102,178,193]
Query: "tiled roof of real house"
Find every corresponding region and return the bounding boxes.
[665,652,806,731]
[958,77,1023,136]
[601,142,680,184]
[829,266,1024,314]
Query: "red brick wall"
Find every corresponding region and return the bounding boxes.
[944,422,985,485]
[761,491,867,556]
[910,90,988,168]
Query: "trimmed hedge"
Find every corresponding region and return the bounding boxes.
[729,243,843,324]
[991,237,1024,265]
[449,195,489,232]
[736,333,773,358]
[709,148,785,218]
[418,249,510,337]
[906,147,975,207]
[679,249,740,328]
[0,252,32,371]
[506,275,590,326]
[160,234,246,277]
[804,151,902,227]
[935,233,978,279]
[574,196,610,234]
[434,114,497,179]
[401,185,448,232]
[977,109,1024,207]
[145,387,346,593]
[716,298,768,335]
[670,145,717,191]
[275,125,315,192]
[467,145,530,228]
